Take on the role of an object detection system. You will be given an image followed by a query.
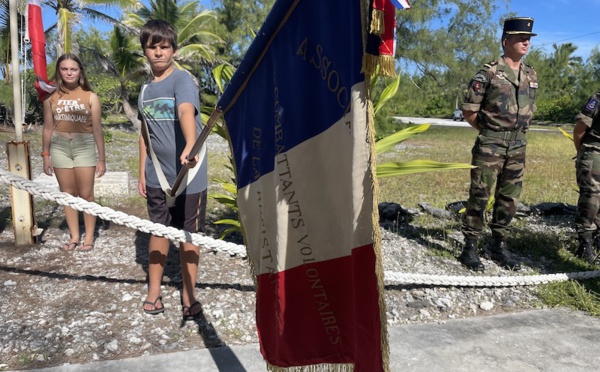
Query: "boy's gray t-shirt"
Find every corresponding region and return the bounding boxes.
[139,68,207,194]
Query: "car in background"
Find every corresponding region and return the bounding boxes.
[452,109,464,121]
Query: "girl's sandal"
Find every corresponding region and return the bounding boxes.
[143,296,165,315]
[62,242,79,251]
[76,243,94,252]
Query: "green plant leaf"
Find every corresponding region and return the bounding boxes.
[213,219,241,226]
[486,195,495,212]
[376,159,475,178]
[213,63,236,94]
[559,127,574,141]
[218,227,241,240]
[375,124,431,155]
[374,74,401,116]
[212,179,238,194]
[209,195,238,209]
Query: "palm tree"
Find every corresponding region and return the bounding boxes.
[43,0,139,55]
[548,43,583,97]
[0,0,15,81]
[123,0,222,65]
[88,25,146,129]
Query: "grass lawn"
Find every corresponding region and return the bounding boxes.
[377,125,578,210]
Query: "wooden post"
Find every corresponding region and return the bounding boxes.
[7,142,38,245]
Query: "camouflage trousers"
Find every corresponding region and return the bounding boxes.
[575,148,600,240]
[462,134,526,241]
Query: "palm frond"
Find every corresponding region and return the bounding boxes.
[375,124,430,155]
[376,160,475,178]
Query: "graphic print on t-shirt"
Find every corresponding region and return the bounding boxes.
[142,97,176,121]
[53,98,89,123]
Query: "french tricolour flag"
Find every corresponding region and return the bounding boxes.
[217,0,388,370]
[26,0,55,101]
[390,0,411,9]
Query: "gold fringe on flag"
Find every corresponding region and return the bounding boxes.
[267,363,355,372]
[365,2,390,369]
[362,53,379,77]
[365,68,391,372]
[369,8,385,35]
[378,54,397,78]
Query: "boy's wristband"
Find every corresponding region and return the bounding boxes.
[41,152,50,157]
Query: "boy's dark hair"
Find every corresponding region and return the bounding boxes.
[140,20,178,51]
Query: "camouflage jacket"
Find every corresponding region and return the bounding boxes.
[576,91,600,145]
[461,56,538,132]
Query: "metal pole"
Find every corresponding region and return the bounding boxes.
[9,0,24,141]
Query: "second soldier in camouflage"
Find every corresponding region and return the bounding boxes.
[572,91,600,264]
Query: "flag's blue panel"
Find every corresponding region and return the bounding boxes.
[218,0,364,189]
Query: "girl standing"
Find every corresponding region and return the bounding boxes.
[42,53,106,251]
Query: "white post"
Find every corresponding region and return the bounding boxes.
[8,0,36,245]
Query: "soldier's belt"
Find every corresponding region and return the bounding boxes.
[480,129,526,141]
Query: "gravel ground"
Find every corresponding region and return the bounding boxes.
[0,129,576,371]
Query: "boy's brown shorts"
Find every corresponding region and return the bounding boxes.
[146,187,207,233]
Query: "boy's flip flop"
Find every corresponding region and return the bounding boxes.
[182,301,202,321]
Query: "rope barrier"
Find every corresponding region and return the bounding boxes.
[0,169,247,257]
[384,270,600,287]
[3,168,600,287]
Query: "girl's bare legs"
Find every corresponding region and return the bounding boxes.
[54,168,81,246]
[73,166,97,246]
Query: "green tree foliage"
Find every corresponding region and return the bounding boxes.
[43,0,138,55]
[209,0,275,65]
[84,26,145,128]
[124,0,224,103]
[0,0,11,80]
[124,0,222,64]
[393,0,508,117]
[10,0,600,128]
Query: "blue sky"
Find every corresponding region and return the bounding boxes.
[38,0,600,61]
[502,0,600,60]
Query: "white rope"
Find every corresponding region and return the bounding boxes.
[0,169,247,257]
[3,169,600,287]
[384,270,600,287]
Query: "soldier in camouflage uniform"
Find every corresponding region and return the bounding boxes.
[459,17,538,271]
[573,92,600,264]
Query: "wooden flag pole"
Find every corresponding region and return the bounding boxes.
[169,109,223,197]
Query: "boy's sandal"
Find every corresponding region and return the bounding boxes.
[182,301,202,321]
[143,296,165,315]
[62,242,79,251]
[76,243,94,252]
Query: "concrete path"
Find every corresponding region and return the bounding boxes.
[30,308,600,372]
[393,116,471,127]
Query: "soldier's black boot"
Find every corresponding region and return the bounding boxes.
[576,236,598,264]
[593,233,600,253]
[459,239,484,271]
[490,239,521,270]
